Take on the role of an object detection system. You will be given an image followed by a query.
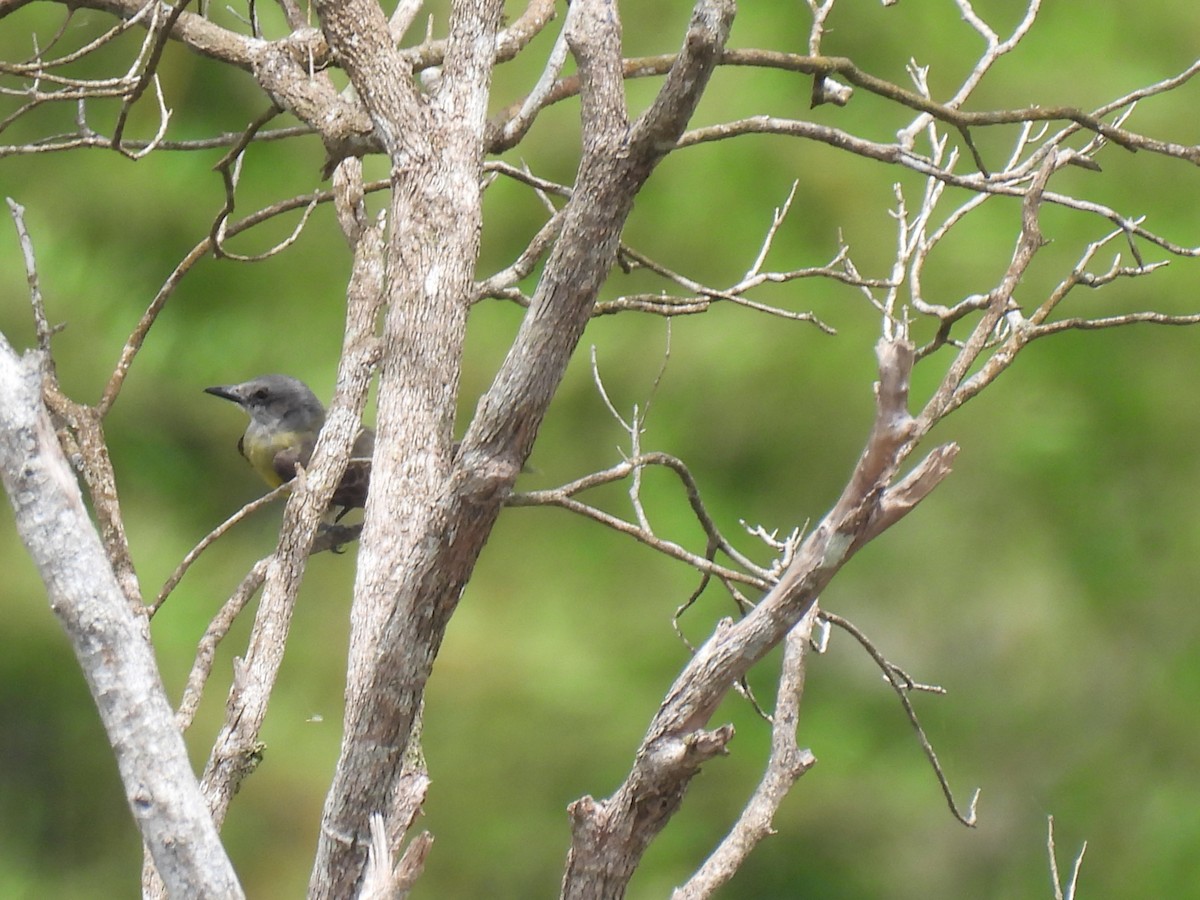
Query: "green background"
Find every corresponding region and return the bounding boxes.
[3,1,1200,896]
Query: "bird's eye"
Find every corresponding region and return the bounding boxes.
[252,388,270,401]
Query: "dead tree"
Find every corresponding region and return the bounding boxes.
[2,0,1199,896]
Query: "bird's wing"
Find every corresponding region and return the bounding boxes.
[271,446,305,483]
[332,458,371,513]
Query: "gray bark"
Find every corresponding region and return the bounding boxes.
[0,344,243,899]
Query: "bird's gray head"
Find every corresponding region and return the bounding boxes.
[204,374,326,431]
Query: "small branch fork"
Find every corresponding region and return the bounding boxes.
[671,607,820,900]
[1,0,174,160]
[1047,815,1088,900]
[511,454,768,590]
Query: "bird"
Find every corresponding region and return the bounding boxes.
[205,374,373,516]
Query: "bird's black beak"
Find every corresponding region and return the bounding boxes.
[204,384,243,404]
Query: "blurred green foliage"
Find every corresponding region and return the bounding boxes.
[3,1,1200,897]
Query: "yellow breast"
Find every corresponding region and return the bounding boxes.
[240,427,311,488]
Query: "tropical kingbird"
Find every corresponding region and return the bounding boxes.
[205,374,373,515]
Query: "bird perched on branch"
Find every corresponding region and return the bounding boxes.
[205,374,373,516]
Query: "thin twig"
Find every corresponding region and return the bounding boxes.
[210,105,287,260]
[111,0,188,155]
[1047,815,1088,900]
[5,198,57,364]
[99,178,391,416]
[822,611,978,826]
[150,485,289,616]
[510,453,770,587]
[175,557,269,732]
[499,1,575,146]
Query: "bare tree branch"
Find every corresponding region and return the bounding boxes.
[313,1,739,895]
[560,334,948,898]
[306,0,506,890]
[7,199,141,599]
[0,342,243,898]
[672,608,820,900]
[198,157,386,833]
